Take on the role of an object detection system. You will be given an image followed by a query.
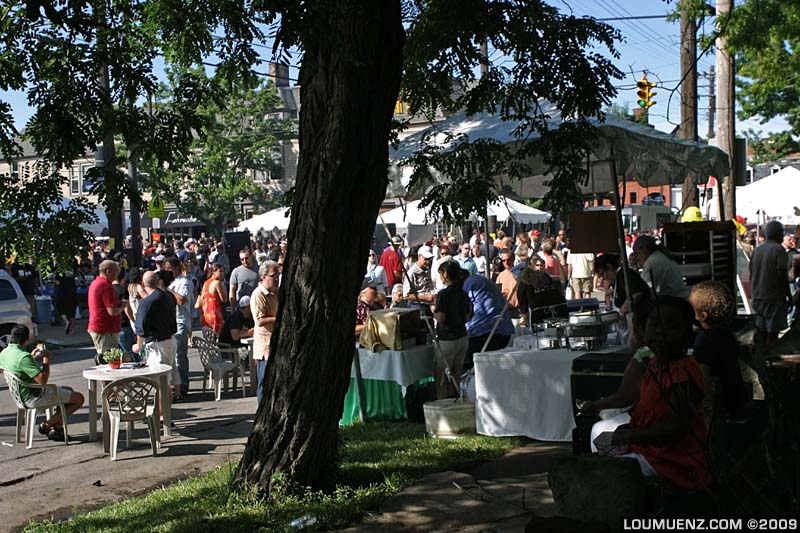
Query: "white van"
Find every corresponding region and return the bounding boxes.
[0,269,37,348]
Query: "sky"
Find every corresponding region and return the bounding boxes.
[552,0,789,137]
[0,0,790,139]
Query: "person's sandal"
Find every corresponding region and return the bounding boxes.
[47,426,66,442]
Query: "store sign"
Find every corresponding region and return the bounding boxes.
[165,212,200,226]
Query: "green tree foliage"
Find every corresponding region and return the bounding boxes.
[397,0,622,218]
[0,161,96,274]
[0,0,262,268]
[140,73,296,236]
[744,129,800,165]
[728,0,800,134]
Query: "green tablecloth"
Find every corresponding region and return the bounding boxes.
[339,378,407,426]
[339,376,436,426]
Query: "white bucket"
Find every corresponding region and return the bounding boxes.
[423,399,476,438]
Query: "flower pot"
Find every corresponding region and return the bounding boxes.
[108,360,122,370]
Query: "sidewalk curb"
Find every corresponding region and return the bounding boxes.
[43,338,94,350]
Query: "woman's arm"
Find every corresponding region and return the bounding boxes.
[582,358,645,415]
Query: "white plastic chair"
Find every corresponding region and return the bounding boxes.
[200,327,248,397]
[3,371,69,449]
[102,376,160,461]
[193,337,237,401]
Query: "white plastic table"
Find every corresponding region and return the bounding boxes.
[241,337,258,396]
[83,363,173,453]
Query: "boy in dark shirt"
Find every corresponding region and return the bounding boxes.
[689,281,749,422]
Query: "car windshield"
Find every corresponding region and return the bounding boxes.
[0,280,18,301]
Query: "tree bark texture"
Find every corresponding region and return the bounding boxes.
[716,0,736,219]
[236,0,405,493]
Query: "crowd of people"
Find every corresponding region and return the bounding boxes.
[356,219,794,499]
[0,234,288,442]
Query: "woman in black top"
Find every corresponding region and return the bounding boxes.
[54,267,78,335]
[433,261,473,399]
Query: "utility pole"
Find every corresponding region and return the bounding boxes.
[479,38,492,274]
[127,98,142,267]
[706,65,716,140]
[717,0,736,220]
[679,0,698,209]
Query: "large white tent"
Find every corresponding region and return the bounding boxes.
[387,103,730,199]
[378,195,550,230]
[237,207,291,233]
[736,166,800,225]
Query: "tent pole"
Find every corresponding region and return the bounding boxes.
[609,159,634,311]
[485,201,492,278]
[716,178,725,221]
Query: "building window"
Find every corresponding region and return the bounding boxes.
[771,165,781,175]
[268,146,284,181]
[81,164,95,193]
[70,167,80,195]
[629,192,637,204]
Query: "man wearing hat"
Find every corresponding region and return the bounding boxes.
[219,295,255,348]
[380,236,404,287]
[403,245,436,312]
[529,229,542,254]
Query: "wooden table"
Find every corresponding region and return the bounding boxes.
[83,363,173,453]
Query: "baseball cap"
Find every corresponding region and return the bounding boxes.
[624,235,632,243]
[391,236,403,245]
[238,295,251,308]
[531,230,541,236]
[418,245,434,259]
[186,238,197,244]
[154,254,165,262]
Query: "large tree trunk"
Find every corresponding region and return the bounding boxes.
[236,1,404,493]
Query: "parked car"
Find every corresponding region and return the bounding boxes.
[0,269,37,349]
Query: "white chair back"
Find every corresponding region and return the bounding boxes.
[102,377,159,422]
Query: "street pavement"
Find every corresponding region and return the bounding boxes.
[0,342,255,532]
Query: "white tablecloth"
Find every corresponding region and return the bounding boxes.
[474,348,583,442]
[351,344,434,388]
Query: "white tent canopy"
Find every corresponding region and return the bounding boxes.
[736,166,800,225]
[378,195,550,230]
[237,207,291,233]
[387,103,730,199]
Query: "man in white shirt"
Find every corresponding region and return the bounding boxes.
[567,252,594,299]
[164,257,194,398]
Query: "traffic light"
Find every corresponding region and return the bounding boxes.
[636,75,657,109]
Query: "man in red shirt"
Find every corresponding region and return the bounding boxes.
[379,236,404,287]
[88,260,123,364]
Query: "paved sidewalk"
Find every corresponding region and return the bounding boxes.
[34,317,94,350]
[0,344,255,532]
[342,442,570,533]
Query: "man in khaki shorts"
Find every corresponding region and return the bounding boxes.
[87,260,124,364]
[567,251,595,300]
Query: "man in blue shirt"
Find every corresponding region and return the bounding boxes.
[463,274,514,369]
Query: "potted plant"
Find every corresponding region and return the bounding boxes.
[104,348,124,369]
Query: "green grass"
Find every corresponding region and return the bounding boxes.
[26,422,524,532]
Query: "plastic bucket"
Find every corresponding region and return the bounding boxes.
[423,399,476,438]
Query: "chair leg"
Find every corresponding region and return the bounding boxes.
[126,421,134,449]
[16,408,25,443]
[25,408,36,449]
[146,416,158,456]
[110,416,120,460]
[58,399,69,445]
[202,374,208,398]
[214,373,222,401]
